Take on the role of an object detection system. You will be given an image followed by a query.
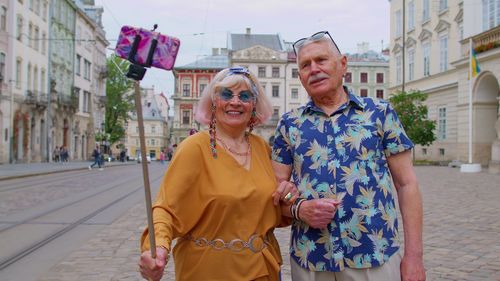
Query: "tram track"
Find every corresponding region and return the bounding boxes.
[0,171,164,271]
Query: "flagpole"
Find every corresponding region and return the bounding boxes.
[461,38,481,172]
[468,38,473,164]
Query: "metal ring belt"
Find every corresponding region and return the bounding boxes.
[183,234,270,253]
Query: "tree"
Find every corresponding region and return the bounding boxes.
[388,90,436,159]
[104,56,134,144]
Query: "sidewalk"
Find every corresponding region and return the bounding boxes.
[0,160,137,181]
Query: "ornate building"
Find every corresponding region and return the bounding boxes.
[388,0,500,172]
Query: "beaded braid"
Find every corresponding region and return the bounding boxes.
[209,103,217,158]
[247,106,257,135]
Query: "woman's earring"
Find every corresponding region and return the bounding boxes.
[247,107,257,135]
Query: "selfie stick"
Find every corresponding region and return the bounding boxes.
[125,25,160,260]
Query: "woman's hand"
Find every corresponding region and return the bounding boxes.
[139,247,169,281]
[272,180,300,206]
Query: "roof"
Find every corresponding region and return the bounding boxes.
[229,33,285,51]
[346,50,389,63]
[131,97,165,122]
[175,55,229,70]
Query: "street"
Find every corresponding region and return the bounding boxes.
[0,165,499,280]
[0,163,166,281]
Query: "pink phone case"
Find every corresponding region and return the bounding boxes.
[115,25,180,70]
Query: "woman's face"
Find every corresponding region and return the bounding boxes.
[214,83,255,133]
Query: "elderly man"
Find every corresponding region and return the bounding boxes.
[272,31,425,281]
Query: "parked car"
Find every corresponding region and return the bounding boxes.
[137,155,151,163]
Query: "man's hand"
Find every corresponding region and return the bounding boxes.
[272,180,300,205]
[139,247,169,281]
[298,199,340,229]
[401,254,426,281]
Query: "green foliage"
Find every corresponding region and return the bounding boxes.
[388,90,436,147]
[104,56,134,144]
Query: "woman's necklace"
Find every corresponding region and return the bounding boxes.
[216,136,251,157]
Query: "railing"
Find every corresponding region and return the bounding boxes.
[461,25,500,58]
[24,90,36,104]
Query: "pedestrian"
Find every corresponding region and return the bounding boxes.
[120,150,126,162]
[272,31,425,281]
[89,145,103,171]
[159,150,165,164]
[60,146,69,163]
[138,66,299,281]
[53,146,60,163]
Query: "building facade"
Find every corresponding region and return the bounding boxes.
[171,50,228,145]
[125,87,169,161]
[0,0,106,164]
[388,0,500,172]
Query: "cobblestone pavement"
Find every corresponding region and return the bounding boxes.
[35,166,500,281]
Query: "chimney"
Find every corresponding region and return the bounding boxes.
[246,28,251,35]
[212,48,219,56]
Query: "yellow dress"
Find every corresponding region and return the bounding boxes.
[141,131,284,281]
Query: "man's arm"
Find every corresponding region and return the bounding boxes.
[387,150,426,281]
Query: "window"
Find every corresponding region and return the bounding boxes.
[76,26,81,46]
[422,148,427,155]
[291,88,298,99]
[1,6,6,31]
[376,73,384,83]
[423,42,430,76]
[199,83,207,95]
[376,89,384,99]
[42,1,47,21]
[272,85,279,97]
[16,58,22,88]
[41,32,46,54]
[29,0,33,10]
[360,72,368,83]
[151,126,156,134]
[0,53,5,80]
[272,67,280,78]
[17,15,23,41]
[41,69,46,93]
[76,55,81,76]
[439,0,448,12]
[408,1,415,30]
[272,108,280,120]
[291,68,299,78]
[258,66,266,78]
[34,26,39,50]
[136,127,139,133]
[35,0,40,14]
[28,22,33,47]
[482,0,500,31]
[344,72,352,83]
[438,107,447,140]
[84,59,91,80]
[151,139,156,146]
[408,48,415,81]
[458,22,464,40]
[396,55,402,84]
[360,89,368,97]
[182,84,190,97]
[27,63,31,91]
[439,35,448,72]
[439,148,445,156]
[182,110,190,125]
[422,0,430,21]
[33,66,38,92]
[395,9,402,37]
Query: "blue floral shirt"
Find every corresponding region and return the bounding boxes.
[272,88,414,272]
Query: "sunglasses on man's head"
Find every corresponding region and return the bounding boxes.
[292,31,341,56]
[219,88,255,103]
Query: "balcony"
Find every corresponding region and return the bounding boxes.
[97,65,108,79]
[24,90,37,104]
[57,93,78,110]
[461,25,500,58]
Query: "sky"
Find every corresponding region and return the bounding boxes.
[94,0,390,98]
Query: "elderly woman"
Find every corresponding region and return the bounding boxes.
[139,67,298,281]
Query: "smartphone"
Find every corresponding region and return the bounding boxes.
[115,25,180,71]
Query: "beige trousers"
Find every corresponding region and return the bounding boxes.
[290,251,402,281]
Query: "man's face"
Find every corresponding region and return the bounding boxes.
[297,40,347,98]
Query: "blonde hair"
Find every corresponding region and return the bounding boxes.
[194,67,272,125]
